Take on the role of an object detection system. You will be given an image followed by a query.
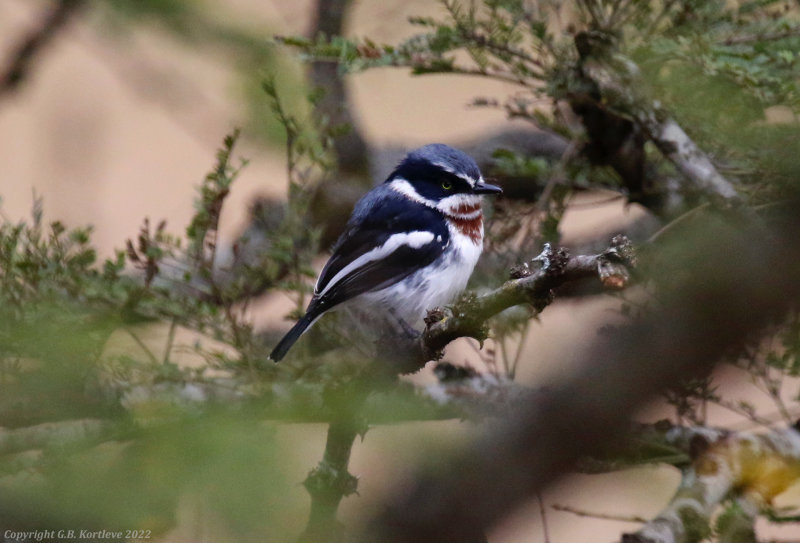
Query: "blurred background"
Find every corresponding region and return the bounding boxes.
[1,1,799,542]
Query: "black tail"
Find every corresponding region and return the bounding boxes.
[269,313,316,362]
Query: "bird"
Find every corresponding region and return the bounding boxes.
[269,143,502,362]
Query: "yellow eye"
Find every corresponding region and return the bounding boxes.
[441,180,453,190]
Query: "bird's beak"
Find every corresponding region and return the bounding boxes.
[473,180,503,195]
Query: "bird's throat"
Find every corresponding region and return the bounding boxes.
[444,203,483,244]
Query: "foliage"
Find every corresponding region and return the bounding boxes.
[0,78,327,537]
[3,0,800,541]
[282,0,800,199]
[277,1,800,537]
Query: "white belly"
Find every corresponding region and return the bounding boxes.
[357,229,482,326]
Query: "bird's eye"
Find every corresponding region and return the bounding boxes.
[441,180,453,190]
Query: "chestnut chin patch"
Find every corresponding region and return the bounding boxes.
[445,203,482,243]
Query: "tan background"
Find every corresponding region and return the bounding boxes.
[1,1,798,541]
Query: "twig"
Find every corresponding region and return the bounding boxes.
[644,0,680,38]
[646,203,711,243]
[509,321,531,379]
[296,370,376,543]
[124,328,161,366]
[723,27,800,46]
[538,493,552,543]
[567,194,626,209]
[162,318,178,365]
[710,397,775,430]
[552,503,647,524]
[453,24,549,73]
[0,0,86,96]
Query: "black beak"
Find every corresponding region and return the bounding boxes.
[473,180,503,195]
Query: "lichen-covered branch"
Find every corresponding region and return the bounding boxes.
[0,419,115,456]
[115,368,539,428]
[622,426,800,543]
[642,117,739,202]
[396,235,635,369]
[568,31,740,210]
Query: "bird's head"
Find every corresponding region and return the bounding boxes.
[387,144,502,216]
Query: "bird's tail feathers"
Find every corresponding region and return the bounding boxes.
[269,312,317,362]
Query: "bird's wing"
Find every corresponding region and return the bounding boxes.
[311,189,448,312]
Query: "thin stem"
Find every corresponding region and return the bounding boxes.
[723,27,800,46]
[537,493,551,543]
[509,322,531,380]
[499,335,511,377]
[711,398,778,430]
[760,369,793,425]
[444,66,540,87]
[566,194,626,209]
[552,503,647,523]
[578,0,604,27]
[646,202,711,244]
[162,318,178,365]
[125,328,160,366]
[608,0,641,30]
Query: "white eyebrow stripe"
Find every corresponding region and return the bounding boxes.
[457,173,476,185]
[432,161,455,174]
[432,162,477,186]
[388,178,438,208]
[316,230,436,297]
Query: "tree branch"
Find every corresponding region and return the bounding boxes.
[390,235,635,371]
[0,0,86,97]
[622,426,800,543]
[308,0,369,178]
[114,368,539,428]
[722,27,800,46]
[297,419,361,543]
[307,0,374,248]
[0,419,116,456]
[366,205,800,543]
[568,31,740,212]
[639,117,739,202]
